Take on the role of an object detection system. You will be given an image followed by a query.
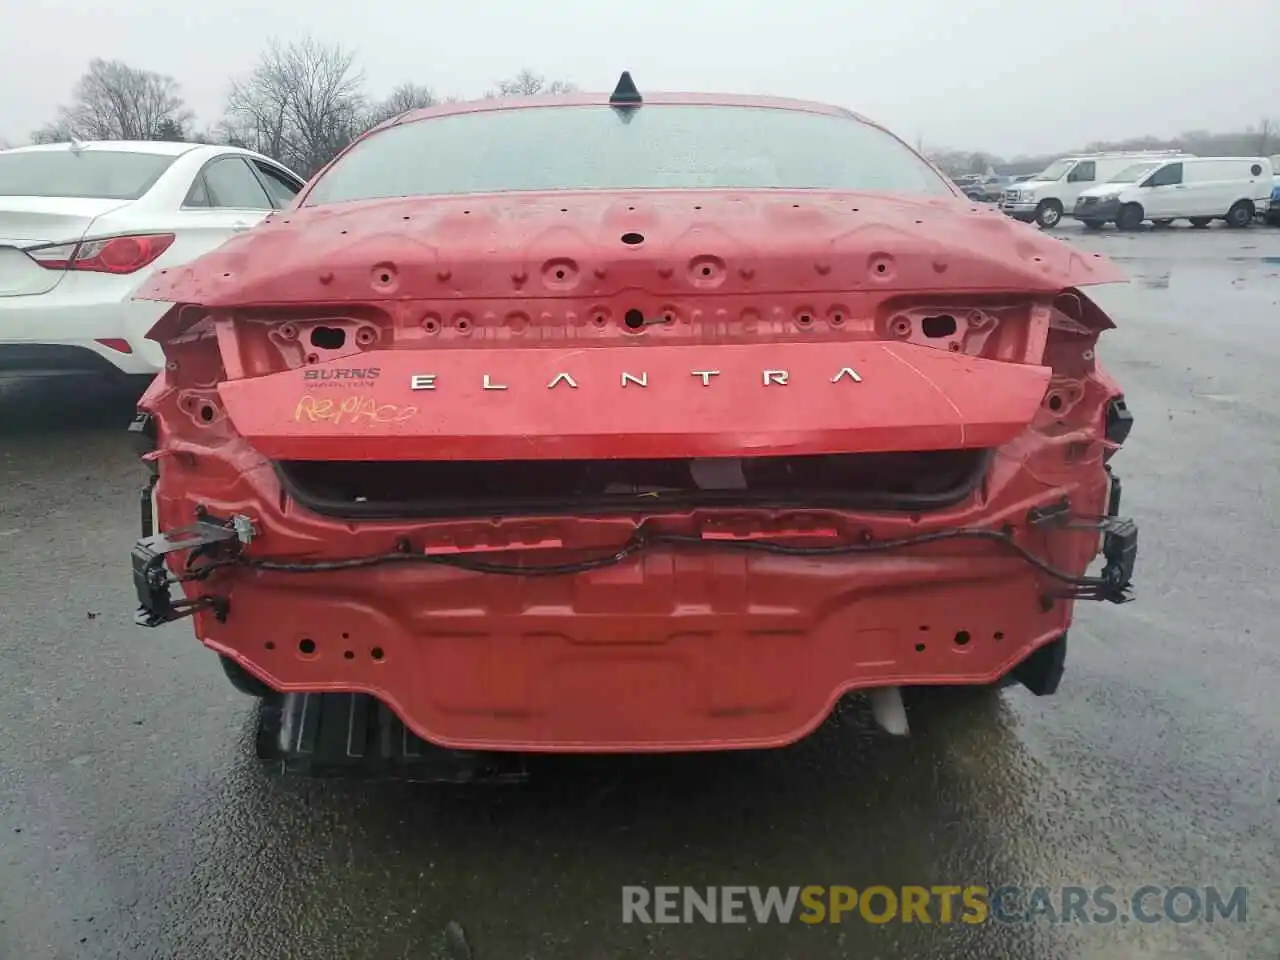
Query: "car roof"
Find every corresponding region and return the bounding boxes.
[2,140,205,157]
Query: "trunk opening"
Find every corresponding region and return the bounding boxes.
[274,449,990,519]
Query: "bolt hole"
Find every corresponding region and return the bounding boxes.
[1048,394,1063,412]
[918,625,930,631]
[693,205,702,211]
[265,641,275,650]
[339,230,347,235]
[198,404,215,423]
[701,266,712,276]
[994,631,1005,641]
[305,352,319,364]
[922,315,957,338]
[620,232,644,245]
[560,207,568,213]
[299,638,316,655]
[341,632,350,640]
[851,207,860,212]
[555,269,565,280]
[831,313,844,325]
[310,326,346,350]
[627,206,635,211]
[379,272,391,284]
[371,647,385,661]
[953,630,971,647]
[797,314,812,326]
[914,643,926,652]
[343,650,354,660]
[456,318,470,332]
[356,328,375,345]
[623,309,645,330]
[402,215,411,220]
[876,263,887,274]
[592,313,607,326]
[463,210,470,215]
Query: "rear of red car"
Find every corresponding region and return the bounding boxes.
[127,83,1137,777]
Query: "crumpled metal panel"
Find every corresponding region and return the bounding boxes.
[136,190,1125,316]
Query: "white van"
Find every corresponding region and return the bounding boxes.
[999,151,1193,228]
[1071,156,1274,231]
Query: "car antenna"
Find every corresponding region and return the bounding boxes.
[610,71,642,107]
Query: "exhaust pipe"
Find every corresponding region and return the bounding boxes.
[867,686,910,736]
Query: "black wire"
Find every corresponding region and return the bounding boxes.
[181,525,1106,587]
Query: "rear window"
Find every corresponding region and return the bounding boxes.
[0,150,176,200]
[303,104,953,205]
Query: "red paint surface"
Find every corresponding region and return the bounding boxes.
[135,92,1131,751]
[217,341,1052,461]
[156,418,1113,752]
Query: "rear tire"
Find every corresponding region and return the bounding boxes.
[1116,203,1145,231]
[220,655,275,698]
[1225,201,1254,228]
[1189,217,1212,228]
[1035,200,1064,229]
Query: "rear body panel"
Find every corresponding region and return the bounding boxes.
[128,98,1136,755]
[148,415,1112,751]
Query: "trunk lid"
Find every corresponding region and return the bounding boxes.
[0,197,128,297]
[139,190,1123,486]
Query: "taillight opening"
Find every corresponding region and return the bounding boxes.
[25,233,175,274]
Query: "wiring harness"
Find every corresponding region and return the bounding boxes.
[132,509,1137,627]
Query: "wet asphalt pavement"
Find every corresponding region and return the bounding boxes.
[1,221,1278,960]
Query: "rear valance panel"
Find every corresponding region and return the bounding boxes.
[216,340,1050,461]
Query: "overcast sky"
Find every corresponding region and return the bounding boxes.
[2,0,1277,156]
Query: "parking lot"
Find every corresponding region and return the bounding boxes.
[0,220,1277,960]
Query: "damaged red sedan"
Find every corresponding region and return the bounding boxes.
[128,74,1137,780]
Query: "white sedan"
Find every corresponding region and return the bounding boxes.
[0,140,305,381]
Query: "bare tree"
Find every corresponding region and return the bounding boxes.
[222,37,367,175]
[366,82,437,126]
[485,68,576,98]
[1254,117,1275,156]
[30,59,192,143]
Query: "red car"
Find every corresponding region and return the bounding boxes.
[128,74,1137,780]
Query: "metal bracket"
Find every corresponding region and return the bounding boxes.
[132,520,239,627]
[1050,515,1138,604]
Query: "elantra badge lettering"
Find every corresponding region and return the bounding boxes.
[409,368,863,390]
